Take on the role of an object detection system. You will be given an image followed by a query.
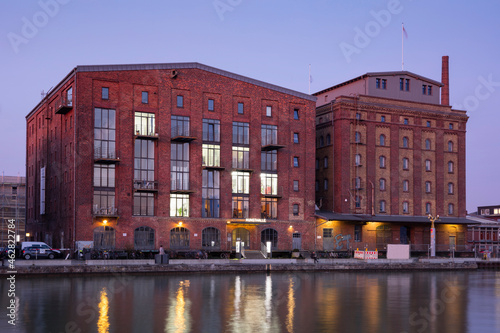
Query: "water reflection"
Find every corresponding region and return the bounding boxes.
[97,288,110,333]
[2,271,499,332]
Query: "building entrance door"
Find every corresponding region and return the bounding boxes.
[323,228,334,251]
[232,228,250,249]
[292,233,302,250]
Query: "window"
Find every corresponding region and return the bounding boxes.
[379,178,386,191]
[403,180,409,192]
[404,118,409,125]
[403,158,409,170]
[135,112,155,136]
[102,87,109,100]
[262,125,278,146]
[403,201,409,214]
[315,180,319,192]
[177,95,184,108]
[202,170,220,218]
[354,225,362,241]
[290,133,298,144]
[233,147,250,169]
[171,115,190,137]
[426,121,431,127]
[422,85,427,95]
[293,180,299,192]
[356,113,361,120]
[261,150,277,171]
[448,161,454,173]
[324,179,328,190]
[170,194,189,217]
[170,227,190,249]
[381,115,386,122]
[405,79,410,91]
[400,78,404,91]
[94,226,115,250]
[355,196,361,208]
[294,109,299,120]
[133,193,154,216]
[315,159,319,170]
[425,181,431,193]
[134,226,155,250]
[448,203,454,215]
[448,141,453,152]
[238,102,244,114]
[134,139,155,184]
[232,171,250,194]
[379,156,386,168]
[67,87,73,106]
[202,119,220,142]
[448,182,454,194]
[232,196,249,218]
[261,198,278,219]
[319,136,324,147]
[323,157,328,168]
[233,122,249,145]
[208,99,214,111]
[425,159,431,171]
[356,154,362,166]
[425,139,431,150]
[261,173,278,195]
[93,190,116,215]
[323,228,333,238]
[403,136,409,148]
[202,144,220,167]
[266,106,272,117]
[428,86,432,95]
[355,132,361,143]
[202,227,221,249]
[293,157,299,167]
[171,143,189,190]
[379,200,386,213]
[94,164,116,188]
[449,123,454,130]
[326,134,331,145]
[425,203,431,214]
[382,79,387,89]
[142,91,148,104]
[293,204,299,216]
[376,78,381,89]
[94,108,116,159]
[354,177,361,189]
[380,134,386,146]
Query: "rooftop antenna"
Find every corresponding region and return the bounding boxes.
[402,23,408,70]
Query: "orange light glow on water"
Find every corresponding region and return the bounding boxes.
[97,289,109,333]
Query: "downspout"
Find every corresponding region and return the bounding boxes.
[72,68,77,252]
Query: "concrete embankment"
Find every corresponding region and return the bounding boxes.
[0,258,482,276]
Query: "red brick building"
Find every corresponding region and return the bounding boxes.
[25,63,317,252]
[314,57,475,254]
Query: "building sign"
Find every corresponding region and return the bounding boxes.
[40,166,45,215]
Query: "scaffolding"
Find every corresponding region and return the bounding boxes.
[0,175,26,246]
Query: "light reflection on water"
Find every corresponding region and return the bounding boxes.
[1,271,500,333]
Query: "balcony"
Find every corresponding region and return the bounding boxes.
[171,135,196,142]
[94,149,120,164]
[55,96,73,114]
[134,180,158,192]
[170,188,195,194]
[261,143,286,151]
[261,186,283,198]
[135,131,159,140]
[92,205,119,217]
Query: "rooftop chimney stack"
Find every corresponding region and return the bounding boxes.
[441,55,449,105]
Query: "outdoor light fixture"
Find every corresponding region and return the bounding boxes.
[178,221,183,226]
[26,233,30,237]
[103,220,108,225]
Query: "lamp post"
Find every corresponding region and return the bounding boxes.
[428,214,440,257]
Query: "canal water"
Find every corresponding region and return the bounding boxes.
[1,270,499,333]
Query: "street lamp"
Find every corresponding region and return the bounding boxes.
[428,214,440,257]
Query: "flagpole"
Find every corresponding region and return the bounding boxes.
[308,64,311,94]
[402,23,404,71]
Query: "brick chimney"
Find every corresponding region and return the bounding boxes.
[441,55,449,105]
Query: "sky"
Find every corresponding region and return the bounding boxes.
[1,0,499,214]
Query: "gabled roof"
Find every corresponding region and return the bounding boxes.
[313,71,443,96]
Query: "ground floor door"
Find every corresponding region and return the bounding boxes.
[323,228,334,251]
[292,233,302,250]
[232,228,250,249]
[400,226,410,244]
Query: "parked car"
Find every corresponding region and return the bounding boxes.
[22,246,60,260]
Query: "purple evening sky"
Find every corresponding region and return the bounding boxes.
[0,0,499,214]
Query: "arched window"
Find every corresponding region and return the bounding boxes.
[379,200,386,213]
[355,154,362,166]
[354,177,361,189]
[425,159,431,171]
[403,180,409,192]
[448,161,454,173]
[170,227,190,249]
[355,132,361,143]
[93,226,115,250]
[232,228,250,249]
[326,134,331,145]
[425,139,431,150]
[425,181,431,193]
[403,136,409,148]
[448,141,453,152]
[402,201,409,214]
[134,226,155,250]
[261,228,278,249]
[403,158,409,170]
[202,227,220,249]
[379,156,386,168]
[425,203,431,214]
[380,134,386,146]
[448,182,454,194]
